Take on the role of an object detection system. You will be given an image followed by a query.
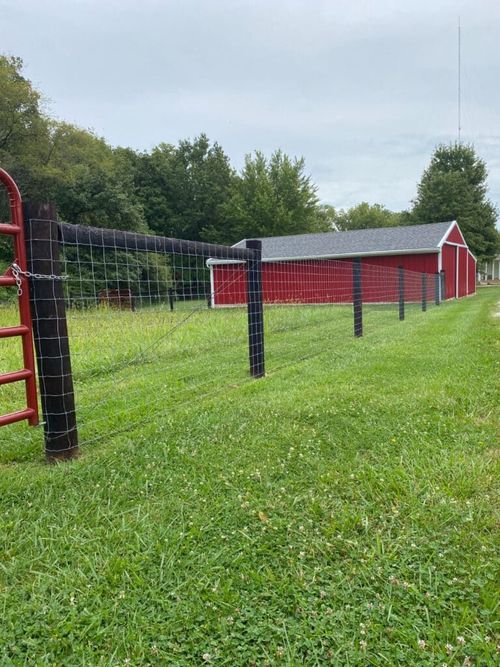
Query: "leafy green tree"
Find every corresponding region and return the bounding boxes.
[53,163,146,231]
[0,55,51,224]
[331,202,402,231]
[315,204,337,231]
[410,143,499,261]
[62,247,172,308]
[0,54,338,269]
[0,55,47,160]
[220,150,330,243]
[133,135,235,241]
[0,57,146,233]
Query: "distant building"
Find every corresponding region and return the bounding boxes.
[208,221,476,306]
[478,255,500,282]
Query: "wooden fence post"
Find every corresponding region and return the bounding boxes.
[24,203,79,462]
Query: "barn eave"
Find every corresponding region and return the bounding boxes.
[206,246,440,267]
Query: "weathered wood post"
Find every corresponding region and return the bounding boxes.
[398,265,405,321]
[245,239,265,378]
[352,257,363,337]
[24,203,79,462]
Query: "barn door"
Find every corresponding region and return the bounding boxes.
[0,168,39,427]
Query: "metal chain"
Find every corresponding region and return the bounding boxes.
[11,266,23,296]
[10,262,68,296]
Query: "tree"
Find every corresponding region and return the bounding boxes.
[133,135,235,241]
[315,204,338,231]
[0,55,50,218]
[24,122,146,231]
[332,202,402,231]
[410,143,499,262]
[0,54,336,257]
[0,56,146,233]
[0,55,47,158]
[219,150,330,244]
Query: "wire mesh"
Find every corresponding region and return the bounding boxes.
[0,221,444,456]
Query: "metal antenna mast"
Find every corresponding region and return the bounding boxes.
[458,17,461,142]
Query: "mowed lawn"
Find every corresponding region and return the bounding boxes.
[0,289,498,665]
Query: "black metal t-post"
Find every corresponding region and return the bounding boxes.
[24,204,79,462]
[245,239,265,378]
[434,272,441,305]
[440,270,446,302]
[421,273,427,312]
[398,265,405,321]
[168,287,175,311]
[352,257,363,337]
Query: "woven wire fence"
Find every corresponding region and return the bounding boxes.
[59,228,256,448]
[0,219,444,458]
[211,256,440,367]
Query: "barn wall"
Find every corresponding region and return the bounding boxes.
[439,222,475,299]
[212,263,247,305]
[445,223,467,245]
[212,253,439,306]
[263,259,351,303]
[458,246,468,297]
[360,253,438,273]
[467,252,476,295]
[440,243,474,299]
[441,244,457,298]
[360,254,438,303]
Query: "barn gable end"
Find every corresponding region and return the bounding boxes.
[440,221,467,247]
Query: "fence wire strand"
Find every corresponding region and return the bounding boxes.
[1,222,448,456]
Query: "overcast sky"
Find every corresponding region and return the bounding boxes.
[2,0,499,212]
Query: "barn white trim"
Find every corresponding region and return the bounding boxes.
[207,247,439,266]
[437,220,459,248]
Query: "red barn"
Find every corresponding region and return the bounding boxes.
[208,221,476,306]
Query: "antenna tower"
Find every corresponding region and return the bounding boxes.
[458,17,461,142]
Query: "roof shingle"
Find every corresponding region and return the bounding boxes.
[232,221,454,260]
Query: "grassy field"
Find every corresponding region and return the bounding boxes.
[0,289,498,665]
[0,297,432,459]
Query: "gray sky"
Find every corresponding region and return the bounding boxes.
[2,0,499,212]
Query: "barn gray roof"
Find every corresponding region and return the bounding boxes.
[231,221,454,261]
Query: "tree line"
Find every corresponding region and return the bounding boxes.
[1,54,498,266]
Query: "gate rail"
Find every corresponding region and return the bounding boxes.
[0,168,38,426]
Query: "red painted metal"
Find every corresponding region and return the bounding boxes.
[213,253,440,306]
[0,369,33,386]
[212,222,477,306]
[446,223,467,245]
[0,325,30,338]
[0,167,39,426]
[458,246,468,297]
[467,252,476,295]
[0,273,16,286]
[442,243,457,299]
[0,408,36,427]
[0,223,21,235]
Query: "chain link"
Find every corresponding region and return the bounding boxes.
[10,262,68,296]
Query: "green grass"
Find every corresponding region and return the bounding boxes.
[0,289,498,665]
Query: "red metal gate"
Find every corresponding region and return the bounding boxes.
[0,168,39,426]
